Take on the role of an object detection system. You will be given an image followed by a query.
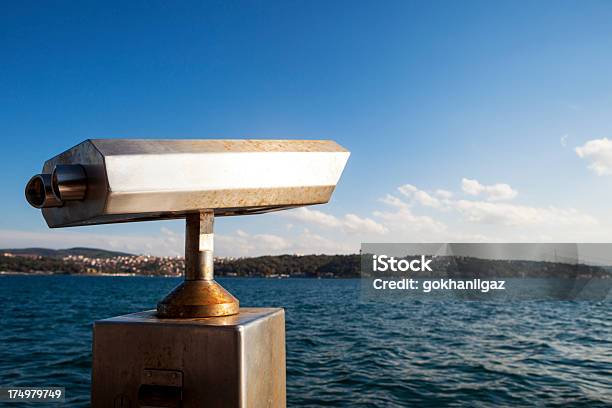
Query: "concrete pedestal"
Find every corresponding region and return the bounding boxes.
[92,308,286,408]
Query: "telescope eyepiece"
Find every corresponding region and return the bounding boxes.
[51,164,87,201]
[25,165,88,209]
[25,174,63,209]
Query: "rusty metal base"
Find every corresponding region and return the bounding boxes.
[156,279,239,318]
[92,308,286,408]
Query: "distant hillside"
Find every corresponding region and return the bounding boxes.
[216,254,361,278]
[1,248,610,279]
[0,247,133,258]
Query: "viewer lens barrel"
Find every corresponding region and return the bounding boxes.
[51,164,87,201]
[25,174,63,208]
[25,165,87,209]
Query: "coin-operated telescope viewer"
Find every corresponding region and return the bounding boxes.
[25,139,349,408]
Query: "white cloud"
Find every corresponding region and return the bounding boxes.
[293,229,354,254]
[397,184,418,196]
[235,229,249,238]
[216,230,291,256]
[0,228,183,256]
[380,194,409,209]
[398,184,444,208]
[283,207,341,228]
[216,228,352,256]
[374,204,447,234]
[414,190,442,208]
[284,176,604,247]
[435,189,453,199]
[575,138,612,175]
[257,234,290,250]
[560,135,568,147]
[387,181,598,231]
[485,184,518,201]
[343,214,388,234]
[283,207,387,235]
[454,200,597,227]
[461,178,484,196]
[461,178,517,201]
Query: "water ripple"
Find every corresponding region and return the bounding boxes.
[0,276,610,407]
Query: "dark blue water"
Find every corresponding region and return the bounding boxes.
[0,276,610,407]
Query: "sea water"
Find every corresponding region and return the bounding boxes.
[0,275,610,407]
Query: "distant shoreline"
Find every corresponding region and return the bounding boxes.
[0,271,321,278]
[1,271,145,277]
[2,248,612,280]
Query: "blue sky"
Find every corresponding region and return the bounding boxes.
[2,1,612,256]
